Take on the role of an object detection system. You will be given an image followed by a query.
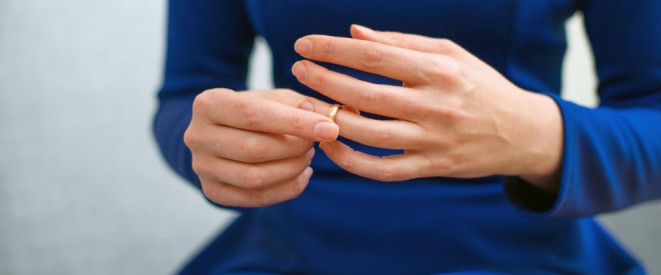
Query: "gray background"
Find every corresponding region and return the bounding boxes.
[1,1,659,274]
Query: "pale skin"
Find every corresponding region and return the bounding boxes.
[184,25,563,208]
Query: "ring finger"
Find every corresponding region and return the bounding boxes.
[304,97,427,150]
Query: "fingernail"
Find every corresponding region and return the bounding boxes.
[292,61,307,81]
[307,148,316,159]
[319,142,333,154]
[353,24,375,35]
[295,38,312,56]
[314,122,339,141]
[304,167,314,178]
[299,99,314,111]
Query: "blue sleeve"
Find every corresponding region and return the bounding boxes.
[153,0,255,192]
[505,0,661,217]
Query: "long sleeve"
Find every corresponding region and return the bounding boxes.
[506,0,661,217]
[153,0,255,190]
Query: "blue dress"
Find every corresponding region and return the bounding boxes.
[154,0,661,274]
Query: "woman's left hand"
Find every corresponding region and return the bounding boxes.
[292,25,563,193]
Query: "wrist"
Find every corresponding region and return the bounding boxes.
[504,90,563,194]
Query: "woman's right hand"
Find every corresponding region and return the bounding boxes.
[184,88,339,207]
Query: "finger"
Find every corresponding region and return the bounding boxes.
[295,35,441,84]
[350,24,460,56]
[302,97,427,150]
[195,89,339,142]
[292,60,428,119]
[194,124,313,163]
[194,148,315,189]
[201,167,313,208]
[319,141,431,182]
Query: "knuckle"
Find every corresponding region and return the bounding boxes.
[192,91,213,112]
[376,166,398,182]
[357,86,382,107]
[190,156,204,173]
[241,138,267,162]
[436,38,456,49]
[288,111,307,132]
[339,154,356,170]
[444,58,463,76]
[434,156,457,176]
[429,108,467,128]
[435,39,460,56]
[300,96,318,110]
[361,45,388,69]
[236,101,262,127]
[419,155,435,177]
[371,129,393,146]
[241,167,266,189]
[248,190,269,207]
[183,127,198,148]
[429,103,454,118]
[388,32,405,43]
[195,88,230,107]
[424,56,462,80]
[443,105,470,121]
[193,88,234,116]
[410,129,429,146]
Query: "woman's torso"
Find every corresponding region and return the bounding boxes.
[181,1,643,274]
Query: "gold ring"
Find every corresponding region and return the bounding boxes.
[327,104,341,122]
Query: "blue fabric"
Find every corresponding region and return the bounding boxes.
[153,0,661,274]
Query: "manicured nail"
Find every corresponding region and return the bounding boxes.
[314,122,339,141]
[292,61,307,81]
[299,99,314,111]
[295,38,312,55]
[353,24,375,35]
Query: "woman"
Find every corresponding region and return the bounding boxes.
[154,1,661,274]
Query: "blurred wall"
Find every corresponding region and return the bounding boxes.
[0,1,659,274]
[0,1,237,274]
